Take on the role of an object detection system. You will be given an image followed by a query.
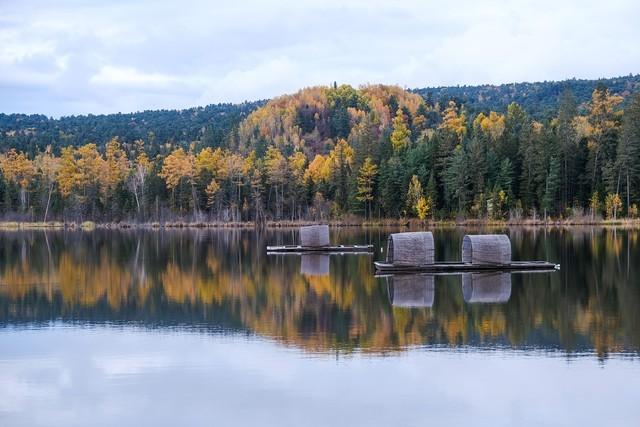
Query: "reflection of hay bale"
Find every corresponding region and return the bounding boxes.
[300,255,330,276]
[386,232,434,266]
[388,275,435,308]
[462,234,511,265]
[462,273,511,303]
[300,225,330,247]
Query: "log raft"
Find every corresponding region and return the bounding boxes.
[375,233,559,273]
[374,260,558,273]
[268,245,374,254]
[267,225,373,254]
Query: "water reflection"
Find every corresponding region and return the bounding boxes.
[386,275,435,308]
[0,227,638,358]
[300,255,330,276]
[462,273,512,304]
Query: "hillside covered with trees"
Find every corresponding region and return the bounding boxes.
[414,74,640,119]
[0,75,639,224]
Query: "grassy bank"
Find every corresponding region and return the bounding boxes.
[1,217,640,230]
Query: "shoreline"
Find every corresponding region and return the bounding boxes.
[0,218,639,230]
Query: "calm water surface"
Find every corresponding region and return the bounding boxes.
[0,228,639,426]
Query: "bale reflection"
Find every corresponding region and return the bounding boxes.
[300,255,330,276]
[387,275,435,308]
[462,273,512,304]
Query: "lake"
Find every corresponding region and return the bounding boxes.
[0,227,639,426]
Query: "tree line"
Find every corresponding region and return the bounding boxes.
[0,83,639,223]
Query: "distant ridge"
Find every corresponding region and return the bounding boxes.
[412,74,640,118]
[1,74,638,152]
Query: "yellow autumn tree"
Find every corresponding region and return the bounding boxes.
[101,138,130,203]
[57,146,78,198]
[195,147,225,178]
[265,146,288,219]
[160,148,198,214]
[205,179,220,208]
[304,154,330,185]
[35,146,61,221]
[473,111,505,141]
[439,101,467,140]
[390,109,411,151]
[225,152,245,220]
[75,144,105,200]
[128,147,151,214]
[0,149,36,211]
[356,157,378,218]
[288,150,307,219]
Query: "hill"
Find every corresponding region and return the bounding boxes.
[1,75,638,155]
[0,76,639,223]
[414,74,640,118]
[0,101,264,156]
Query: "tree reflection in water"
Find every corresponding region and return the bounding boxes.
[0,227,639,359]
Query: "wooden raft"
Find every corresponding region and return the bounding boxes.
[268,245,374,254]
[267,225,373,253]
[375,233,559,273]
[374,260,558,273]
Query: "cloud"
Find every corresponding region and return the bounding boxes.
[0,0,638,116]
[89,66,185,88]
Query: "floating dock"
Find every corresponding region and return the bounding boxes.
[374,260,559,274]
[267,225,373,254]
[375,232,559,273]
[268,244,373,254]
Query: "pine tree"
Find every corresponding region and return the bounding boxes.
[542,157,561,219]
[443,144,469,214]
[380,156,405,217]
[557,88,577,209]
[617,92,640,214]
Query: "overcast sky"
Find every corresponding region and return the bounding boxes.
[1,0,638,117]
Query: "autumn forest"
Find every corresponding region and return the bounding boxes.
[1,76,640,224]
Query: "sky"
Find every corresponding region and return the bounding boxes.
[1,0,639,117]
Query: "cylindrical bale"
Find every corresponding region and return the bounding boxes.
[462,273,512,303]
[300,254,330,276]
[387,275,435,308]
[461,234,511,265]
[299,225,330,247]
[386,232,435,266]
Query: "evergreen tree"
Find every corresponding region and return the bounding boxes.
[542,156,561,219]
[617,92,640,212]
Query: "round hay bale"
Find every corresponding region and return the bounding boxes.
[386,231,434,266]
[387,275,435,308]
[300,254,330,276]
[299,225,330,247]
[462,234,511,265]
[462,273,512,303]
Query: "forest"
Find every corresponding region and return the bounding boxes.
[0,75,639,224]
